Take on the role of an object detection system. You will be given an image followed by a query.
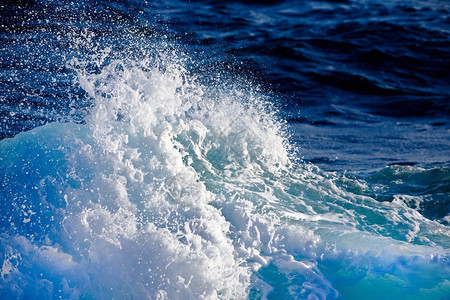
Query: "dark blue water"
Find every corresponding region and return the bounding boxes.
[1,0,449,299]
[2,0,449,171]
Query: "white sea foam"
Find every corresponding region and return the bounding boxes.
[0,47,449,299]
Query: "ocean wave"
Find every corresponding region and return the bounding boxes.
[1,45,449,298]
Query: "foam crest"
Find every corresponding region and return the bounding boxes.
[1,46,449,299]
[69,50,450,296]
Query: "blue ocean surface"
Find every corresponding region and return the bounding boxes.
[0,0,449,299]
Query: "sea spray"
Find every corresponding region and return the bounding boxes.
[1,49,255,298]
[1,42,449,299]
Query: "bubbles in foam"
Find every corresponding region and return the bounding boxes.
[0,48,258,298]
[1,43,449,299]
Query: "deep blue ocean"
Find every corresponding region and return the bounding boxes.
[1,0,449,299]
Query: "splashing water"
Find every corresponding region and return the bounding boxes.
[1,41,449,300]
